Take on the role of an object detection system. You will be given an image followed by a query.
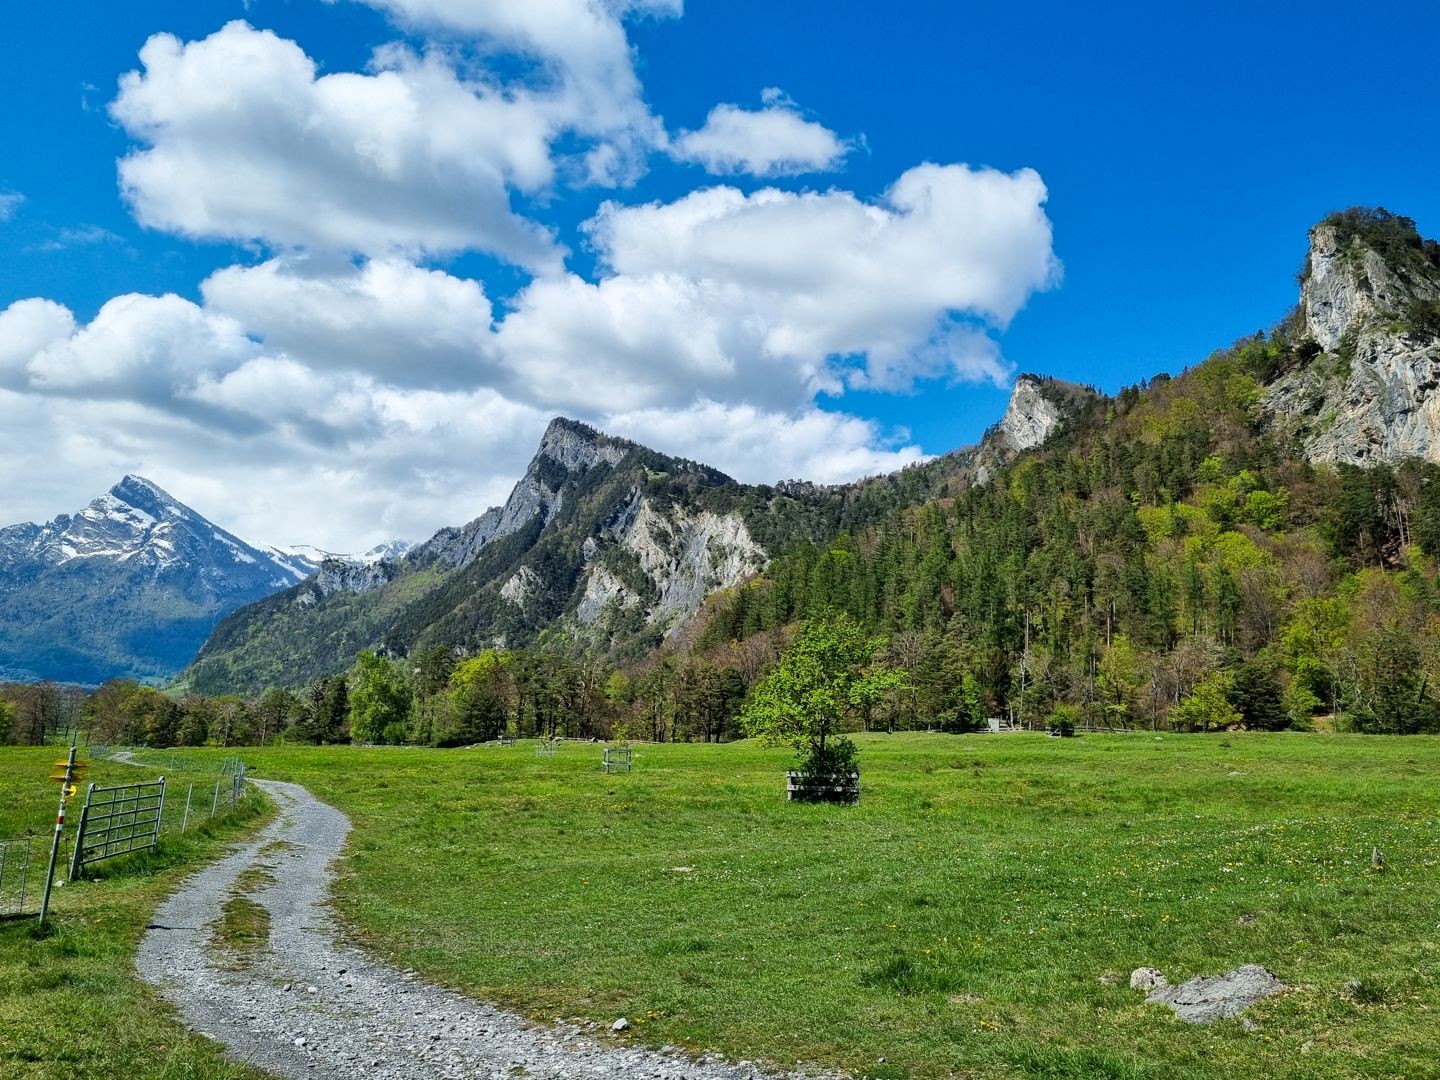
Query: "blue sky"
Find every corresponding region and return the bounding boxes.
[2,0,1437,548]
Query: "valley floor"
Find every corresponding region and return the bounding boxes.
[229,732,1440,1080]
[6,733,1438,1080]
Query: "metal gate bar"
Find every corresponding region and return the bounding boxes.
[68,777,166,880]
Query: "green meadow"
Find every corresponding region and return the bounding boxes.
[235,732,1440,1080]
[4,733,1439,1079]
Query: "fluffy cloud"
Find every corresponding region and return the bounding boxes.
[202,257,504,389]
[0,299,75,381]
[0,190,24,221]
[604,401,924,484]
[109,4,684,266]
[1,6,1065,552]
[345,0,677,181]
[672,90,851,176]
[498,163,1057,410]
[112,22,563,268]
[0,157,1057,546]
[21,294,258,405]
[0,382,547,551]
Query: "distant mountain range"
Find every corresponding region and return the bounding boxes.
[0,475,406,685]
[6,208,1438,697]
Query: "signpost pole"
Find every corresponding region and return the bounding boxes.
[39,747,76,927]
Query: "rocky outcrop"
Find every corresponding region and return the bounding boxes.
[302,559,397,604]
[575,563,639,624]
[408,418,634,575]
[973,374,1099,484]
[498,566,540,608]
[535,416,629,472]
[1136,965,1287,1024]
[408,506,505,570]
[574,489,764,633]
[1264,211,1440,466]
[997,374,1070,452]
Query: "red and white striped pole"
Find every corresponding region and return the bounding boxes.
[38,745,76,928]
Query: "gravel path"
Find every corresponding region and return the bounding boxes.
[137,779,805,1080]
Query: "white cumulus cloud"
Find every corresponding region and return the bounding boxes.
[202,257,503,390]
[340,0,679,183]
[111,22,564,268]
[0,158,1057,546]
[498,163,1058,411]
[672,89,851,176]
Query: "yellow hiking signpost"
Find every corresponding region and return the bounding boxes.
[39,746,87,926]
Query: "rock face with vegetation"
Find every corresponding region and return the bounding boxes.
[1264,209,1440,466]
[182,380,1094,697]
[0,476,309,685]
[974,374,1101,483]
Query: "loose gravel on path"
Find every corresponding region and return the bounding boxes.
[137,779,809,1080]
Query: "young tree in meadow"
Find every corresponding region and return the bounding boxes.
[1096,634,1144,728]
[739,616,905,773]
[1229,659,1288,731]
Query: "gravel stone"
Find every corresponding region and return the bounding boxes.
[137,779,833,1080]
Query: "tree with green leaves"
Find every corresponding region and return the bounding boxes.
[348,652,413,744]
[739,616,905,774]
[1229,659,1288,731]
[1170,671,1242,732]
[448,649,513,744]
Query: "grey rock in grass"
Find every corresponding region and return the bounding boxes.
[1144,964,1286,1023]
[1129,967,1168,991]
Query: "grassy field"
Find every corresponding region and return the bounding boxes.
[0,747,270,1080]
[160,731,1440,1080]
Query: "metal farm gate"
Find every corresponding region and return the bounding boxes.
[0,835,36,918]
[68,777,166,880]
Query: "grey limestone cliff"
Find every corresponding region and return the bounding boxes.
[972,374,1099,484]
[1263,212,1440,466]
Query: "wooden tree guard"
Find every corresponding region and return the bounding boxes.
[786,770,860,804]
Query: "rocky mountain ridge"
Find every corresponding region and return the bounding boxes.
[181,390,1093,696]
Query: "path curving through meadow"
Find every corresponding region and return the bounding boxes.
[136,778,796,1080]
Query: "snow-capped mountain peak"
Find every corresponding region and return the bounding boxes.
[0,476,304,584]
[0,475,329,685]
